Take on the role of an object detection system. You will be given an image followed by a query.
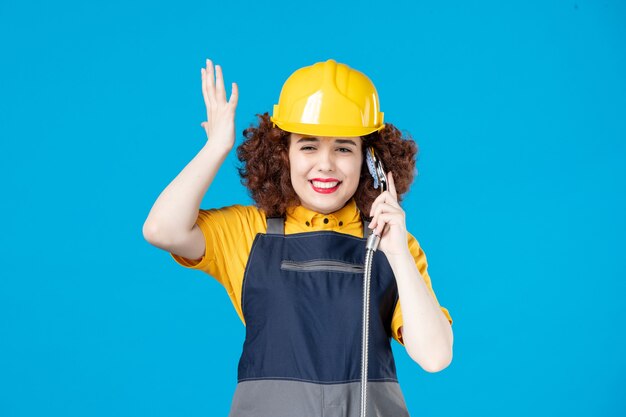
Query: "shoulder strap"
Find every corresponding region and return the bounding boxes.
[266,216,285,235]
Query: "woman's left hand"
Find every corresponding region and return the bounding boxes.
[368,171,409,257]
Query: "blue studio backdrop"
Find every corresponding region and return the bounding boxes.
[1,1,624,416]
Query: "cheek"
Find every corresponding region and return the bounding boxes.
[288,154,306,184]
[349,160,363,183]
[288,155,295,176]
[288,151,298,175]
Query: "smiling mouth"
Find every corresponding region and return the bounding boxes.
[309,180,341,194]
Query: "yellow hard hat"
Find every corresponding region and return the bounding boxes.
[270,59,385,137]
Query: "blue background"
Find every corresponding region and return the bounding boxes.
[1,0,624,416]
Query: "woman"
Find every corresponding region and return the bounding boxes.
[143,58,453,417]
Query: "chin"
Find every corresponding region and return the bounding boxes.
[296,182,355,214]
[305,198,347,214]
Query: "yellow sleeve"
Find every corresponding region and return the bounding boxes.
[391,233,453,346]
[169,204,266,325]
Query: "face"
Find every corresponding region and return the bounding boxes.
[288,133,363,214]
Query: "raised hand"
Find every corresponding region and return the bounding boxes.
[200,59,239,151]
[368,172,409,257]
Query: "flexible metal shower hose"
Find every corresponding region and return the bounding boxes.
[361,233,381,417]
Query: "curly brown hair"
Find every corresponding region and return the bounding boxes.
[237,112,418,218]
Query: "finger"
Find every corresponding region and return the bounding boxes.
[371,202,401,223]
[378,179,401,210]
[373,213,395,237]
[229,82,239,108]
[368,212,383,235]
[369,191,393,217]
[369,191,385,217]
[201,67,210,109]
[215,64,226,101]
[373,215,387,237]
[388,171,398,201]
[369,204,402,231]
[206,59,215,105]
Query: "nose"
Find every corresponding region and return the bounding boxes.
[316,148,335,172]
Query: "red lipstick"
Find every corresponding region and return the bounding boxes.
[309,178,341,194]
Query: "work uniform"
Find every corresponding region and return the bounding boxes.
[170,199,452,416]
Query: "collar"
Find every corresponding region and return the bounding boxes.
[285,198,362,230]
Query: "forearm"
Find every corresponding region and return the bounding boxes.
[143,141,230,243]
[387,248,453,372]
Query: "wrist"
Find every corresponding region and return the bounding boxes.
[202,139,232,157]
[385,245,412,265]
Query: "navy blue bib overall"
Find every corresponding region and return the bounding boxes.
[228,217,411,417]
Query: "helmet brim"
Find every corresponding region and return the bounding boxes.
[271,118,385,138]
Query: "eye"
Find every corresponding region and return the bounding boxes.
[300,146,317,151]
[337,147,353,153]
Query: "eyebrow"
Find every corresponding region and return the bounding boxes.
[296,137,358,146]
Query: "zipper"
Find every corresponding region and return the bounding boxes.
[280,259,365,274]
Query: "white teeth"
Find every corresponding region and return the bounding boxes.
[311,180,339,189]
